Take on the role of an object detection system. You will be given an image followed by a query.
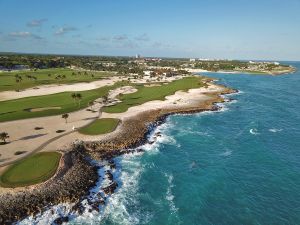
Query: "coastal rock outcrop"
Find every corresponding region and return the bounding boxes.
[0,148,99,224]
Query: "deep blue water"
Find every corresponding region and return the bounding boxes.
[21,62,300,225]
[97,62,300,225]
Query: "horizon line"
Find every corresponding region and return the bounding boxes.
[0,51,299,62]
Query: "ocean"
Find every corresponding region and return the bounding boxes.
[21,62,300,225]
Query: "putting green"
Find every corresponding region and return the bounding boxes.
[79,118,120,135]
[0,152,61,187]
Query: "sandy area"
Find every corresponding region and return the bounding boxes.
[108,86,137,99]
[0,77,121,101]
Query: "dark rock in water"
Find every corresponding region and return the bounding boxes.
[108,159,116,169]
[90,202,100,212]
[105,171,113,181]
[136,148,145,153]
[155,132,162,137]
[53,216,69,225]
[102,182,118,195]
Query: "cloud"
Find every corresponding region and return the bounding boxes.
[151,41,174,49]
[27,18,47,27]
[9,31,43,40]
[135,33,150,41]
[113,34,128,41]
[97,36,110,42]
[55,26,77,35]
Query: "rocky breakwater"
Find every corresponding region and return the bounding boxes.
[0,146,99,224]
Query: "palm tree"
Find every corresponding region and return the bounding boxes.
[62,114,69,123]
[0,132,9,144]
[71,93,77,104]
[76,93,82,107]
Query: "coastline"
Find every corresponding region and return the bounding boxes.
[0,81,237,224]
[186,67,296,75]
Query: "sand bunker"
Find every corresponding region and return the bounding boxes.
[29,107,61,112]
[144,83,162,87]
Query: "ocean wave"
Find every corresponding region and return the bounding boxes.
[176,127,211,137]
[269,128,282,133]
[164,173,178,215]
[220,149,232,156]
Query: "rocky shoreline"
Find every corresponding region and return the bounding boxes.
[0,147,98,224]
[0,85,237,224]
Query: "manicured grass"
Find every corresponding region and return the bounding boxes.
[79,118,120,135]
[0,152,61,187]
[103,76,204,113]
[0,81,127,122]
[0,68,113,92]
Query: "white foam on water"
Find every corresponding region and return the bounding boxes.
[18,160,117,225]
[220,149,232,157]
[18,203,74,225]
[164,173,178,215]
[250,128,259,135]
[96,158,150,225]
[269,128,282,133]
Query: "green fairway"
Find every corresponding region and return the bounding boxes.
[0,152,61,187]
[0,81,127,122]
[0,68,113,92]
[103,76,204,113]
[79,118,120,135]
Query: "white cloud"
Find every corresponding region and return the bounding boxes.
[55,26,77,35]
[9,32,43,39]
[135,33,150,41]
[113,34,128,41]
[27,19,47,27]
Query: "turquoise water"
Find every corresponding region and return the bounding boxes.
[98,62,300,225]
[20,63,300,225]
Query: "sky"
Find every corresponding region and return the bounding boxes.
[0,0,299,60]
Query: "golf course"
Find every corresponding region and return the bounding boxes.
[0,65,207,190]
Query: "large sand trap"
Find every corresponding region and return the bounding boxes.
[0,76,122,102]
